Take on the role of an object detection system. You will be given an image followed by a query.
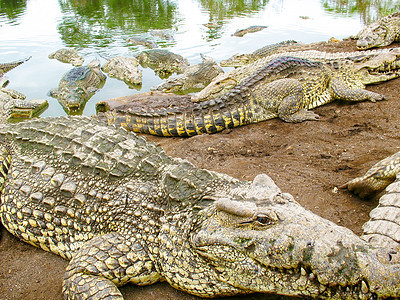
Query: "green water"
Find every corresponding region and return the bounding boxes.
[1,0,399,117]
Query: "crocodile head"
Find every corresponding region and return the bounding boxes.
[220,54,251,67]
[188,174,400,298]
[191,72,238,102]
[356,23,391,50]
[356,12,400,50]
[50,62,106,115]
[353,49,400,84]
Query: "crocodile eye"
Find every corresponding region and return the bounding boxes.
[256,215,272,225]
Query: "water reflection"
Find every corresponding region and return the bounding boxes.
[321,0,400,23]
[199,0,269,21]
[57,0,178,48]
[0,0,27,25]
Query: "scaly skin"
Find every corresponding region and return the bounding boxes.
[231,25,268,37]
[340,151,400,198]
[341,151,400,250]
[152,54,224,94]
[102,56,142,87]
[126,36,158,49]
[355,11,400,50]
[194,47,400,102]
[135,49,189,78]
[49,60,106,115]
[0,88,48,121]
[48,48,84,66]
[220,40,298,67]
[0,56,31,76]
[0,115,399,299]
[105,56,385,137]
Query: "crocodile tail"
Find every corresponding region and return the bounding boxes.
[106,101,251,137]
[0,144,11,192]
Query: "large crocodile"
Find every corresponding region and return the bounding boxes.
[105,56,386,137]
[193,47,400,102]
[49,60,106,115]
[354,11,400,50]
[0,115,399,299]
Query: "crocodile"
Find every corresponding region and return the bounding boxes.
[102,56,142,88]
[0,56,32,87]
[49,60,106,115]
[136,49,189,78]
[0,115,399,299]
[220,40,298,67]
[151,54,224,94]
[105,56,386,137]
[354,11,400,50]
[0,88,48,121]
[0,56,31,77]
[149,29,175,41]
[48,48,84,67]
[193,47,400,102]
[126,36,158,49]
[340,150,400,199]
[231,25,268,37]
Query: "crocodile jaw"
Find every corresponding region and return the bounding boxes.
[190,176,400,298]
[355,51,400,84]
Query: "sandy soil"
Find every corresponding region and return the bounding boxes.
[1,39,400,300]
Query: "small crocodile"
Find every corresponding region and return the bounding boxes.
[232,25,268,37]
[136,49,189,78]
[149,29,175,41]
[48,48,84,66]
[152,54,224,94]
[49,60,106,115]
[102,56,142,87]
[126,36,158,49]
[105,56,386,137]
[220,40,298,67]
[340,150,400,198]
[0,56,31,87]
[354,11,400,50]
[0,115,399,299]
[193,47,400,102]
[0,56,31,77]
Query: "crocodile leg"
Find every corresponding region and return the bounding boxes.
[254,78,320,123]
[340,151,400,198]
[330,77,385,102]
[63,232,160,300]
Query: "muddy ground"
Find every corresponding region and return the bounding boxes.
[1,39,400,299]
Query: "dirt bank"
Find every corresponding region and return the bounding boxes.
[1,38,399,299]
